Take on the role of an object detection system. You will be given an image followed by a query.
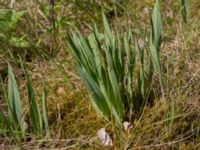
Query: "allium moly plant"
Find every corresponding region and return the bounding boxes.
[67,0,163,127]
[0,64,49,143]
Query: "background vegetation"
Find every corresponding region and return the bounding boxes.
[0,0,199,149]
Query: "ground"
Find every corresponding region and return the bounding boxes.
[0,0,199,149]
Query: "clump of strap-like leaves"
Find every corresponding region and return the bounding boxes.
[67,0,162,127]
[0,64,49,143]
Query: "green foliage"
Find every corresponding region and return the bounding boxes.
[150,0,163,94]
[22,62,49,134]
[27,76,43,133]
[0,9,29,48]
[0,65,26,142]
[181,0,190,23]
[7,64,26,133]
[0,9,25,32]
[67,1,163,127]
[0,64,49,142]
[0,0,125,62]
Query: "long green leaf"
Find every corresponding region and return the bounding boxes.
[150,0,163,92]
[42,87,49,131]
[20,61,42,134]
[77,67,110,118]
[27,76,42,133]
[182,0,190,23]
[151,0,162,49]
[8,64,25,132]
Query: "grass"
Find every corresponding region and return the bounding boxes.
[0,0,200,149]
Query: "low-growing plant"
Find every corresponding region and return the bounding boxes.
[181,0,190,23]
[0,9,30,49]
[0,64,49,143]
[67,0,163,127]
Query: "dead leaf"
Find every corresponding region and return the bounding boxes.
[97,128,113,146]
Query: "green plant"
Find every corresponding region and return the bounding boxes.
[22,62,49,134]
[67,1,163,127]
[0,9,29,49]
[0,64,49,143]
[181,0,190,23]
[0,65,26,142]
[150,0,163,95]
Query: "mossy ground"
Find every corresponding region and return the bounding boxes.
[0,0,200,149]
